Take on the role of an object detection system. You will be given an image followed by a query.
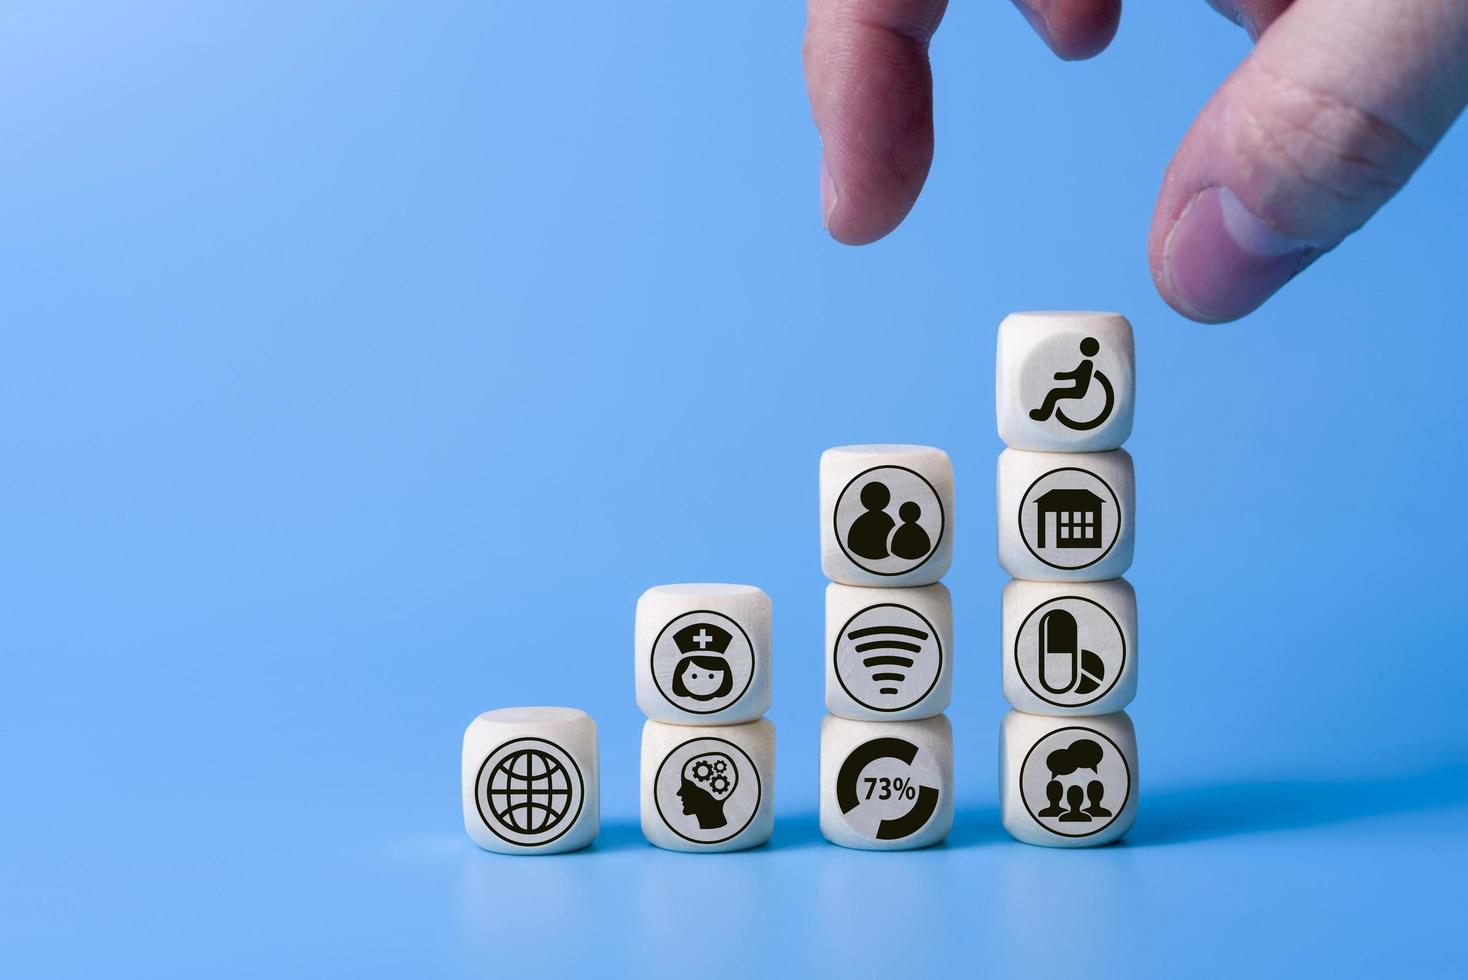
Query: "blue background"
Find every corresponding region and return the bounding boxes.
[3,2,1465,977]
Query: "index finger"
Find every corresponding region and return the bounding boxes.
[804,0,1122,245]
[804,0,950,244]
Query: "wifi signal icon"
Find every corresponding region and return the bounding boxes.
[833,602,945,713]
[846,624,927,695]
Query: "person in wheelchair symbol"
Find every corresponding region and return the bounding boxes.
[1028,337,1114,431]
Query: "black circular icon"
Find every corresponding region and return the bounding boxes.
[653,736,761,845]
[474,737,585,847]
[833,465,945,576]
[1017,466,1120,571]
[649,610,756,715]
[1013,596,1125,708]
[1018,726,1130,838]
[833,603,943,712]
[836,737,942,841]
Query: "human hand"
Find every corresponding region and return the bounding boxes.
[803,0,1468,322]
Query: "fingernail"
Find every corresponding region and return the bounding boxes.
[820,152,838,230]
[1161,186,1313,322]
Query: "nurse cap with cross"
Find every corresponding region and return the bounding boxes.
[672,622,734,657]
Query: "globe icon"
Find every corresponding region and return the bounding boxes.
[477,739,583,845]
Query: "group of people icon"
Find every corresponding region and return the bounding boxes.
[1037,737,1113,824]
[847,481,932,561]
[1037,779,1112,822]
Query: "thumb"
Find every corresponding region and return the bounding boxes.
[1150,0,1468,322]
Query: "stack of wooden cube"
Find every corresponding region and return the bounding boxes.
[818,445,956,849]
[996,312,1140,847]
[635,584,776,851]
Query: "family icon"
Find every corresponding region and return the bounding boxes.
[824,449,951,585]
[846,480,932,562]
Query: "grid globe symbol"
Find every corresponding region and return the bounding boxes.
[476,738,583,846]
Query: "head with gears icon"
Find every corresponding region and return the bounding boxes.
[675,751,738,830]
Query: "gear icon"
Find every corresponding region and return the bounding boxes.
[681,751,738,803]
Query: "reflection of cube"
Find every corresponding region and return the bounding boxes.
[820,444,954,587]
[825,582,952,721]
[1000,709,1137,848]
[820,714,953,851]
[997,447,1134,581]
[635,584,771,725]
[1002,578,1137,716]
[462,707,599,855]
[997,311,1134,452]
[640,718,774,852]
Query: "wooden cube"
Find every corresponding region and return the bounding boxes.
[820,714,953,850]
[640,718,774,852]
[996,311,1135,452]
[826,582,952,721]
[997,447,1134,582]
[1000,709,1137,847]
[1002,578,1137,715]
[820,444,954,587]
[634,584,771,725]
[462,707,598,855]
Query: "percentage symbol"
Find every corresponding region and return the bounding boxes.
[892,777,916,800]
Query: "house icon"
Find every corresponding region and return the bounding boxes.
[1034,488,1104,549]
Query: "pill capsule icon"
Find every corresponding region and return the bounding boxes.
[1037,609,1079,694]
[1037,608,1106,696]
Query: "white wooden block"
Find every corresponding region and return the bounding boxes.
[634,584,771,725]
[996,311,1135,452]
[997,447,1134,581]
[1000,709,1137,848]
[819,714,953,850]
[640,718,774,852]
[826,582,952,721]
[1002,578,1137,716]
[820,444,954,587]
[461,706,598,855]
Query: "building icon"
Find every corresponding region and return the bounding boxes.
[1034,488,1104,549]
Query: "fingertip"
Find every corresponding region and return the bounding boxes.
[819,136,927,245]
[804,1,945,246]
[816,141,914,245]
[1153,185,1315,323]
[1048,0,1122,61]
[823,190,915,246]
[1014,0,1122,61]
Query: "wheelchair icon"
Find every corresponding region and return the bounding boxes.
[1029,337,1115,432]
